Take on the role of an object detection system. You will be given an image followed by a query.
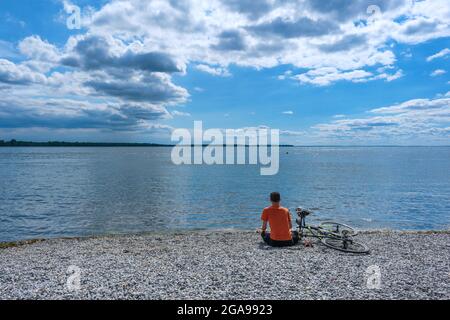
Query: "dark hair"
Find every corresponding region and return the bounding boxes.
[270,192,281,203]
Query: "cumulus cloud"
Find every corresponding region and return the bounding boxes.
[376,69,404,82]
[195,64,231,77]
[430,69,446,77]
[0,97,170,131]
[222,0,272,20]
[293,67,373,86]
[55,0,450,86]
[212,30,247,51]
[287,65,403,86]
[1,31,185,132]
[394,17,450,44]
[317,34,367,53]
[85,72,188,104]
[248,17,338,39]
[355,69,404,83]
[312,93,450,143]
[305,0,405,22]
[61,35,184,73]
[427,48,450,62]
[119,103,170,121]
[1,0,450,135]
[0,59,47,85]
[172,110,191,117]
[18,36,60,63]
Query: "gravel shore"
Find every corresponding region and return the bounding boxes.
[0,230,449,300]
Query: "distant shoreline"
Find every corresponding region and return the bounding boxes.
[0,140,294,147]
[0,141,174,147]
[0,140,448,147]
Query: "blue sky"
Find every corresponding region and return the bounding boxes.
[0,0,449,145]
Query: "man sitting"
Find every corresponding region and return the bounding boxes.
[259,192,299,247]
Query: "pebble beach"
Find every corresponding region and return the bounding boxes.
[0,230,449,300]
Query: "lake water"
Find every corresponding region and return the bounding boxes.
[1,147,449,241]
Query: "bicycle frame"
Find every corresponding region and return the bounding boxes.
[296,213,351,242]
[296,214,324,238]
[294,209,369,254]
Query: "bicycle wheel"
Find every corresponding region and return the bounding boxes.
[319,221,358,237]
[321,237,369,254]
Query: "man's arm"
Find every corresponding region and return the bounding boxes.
[261,220,268,235]
[260,209,268,235]
[288,210,292,230]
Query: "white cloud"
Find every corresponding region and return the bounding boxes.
[375,69,404,82]
[0,95,172,131]
[172,110,191,117]
[280,129,304,136]
[194,64,231,77]
[0,59,47,85]
[427,48,450,62]
[1,0,450,135]
[430,69,447,77]
[282,111,294,115]
[18,36,60,63]
[311,93,450,144]
[294,67,373,86]
[353,69,404,83]
[277,70,292,80]
[84,71,188,105]
[82,0,449,83]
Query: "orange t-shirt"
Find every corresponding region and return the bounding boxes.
[261,205,292,241]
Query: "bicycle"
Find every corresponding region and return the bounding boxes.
[295,208,370,254]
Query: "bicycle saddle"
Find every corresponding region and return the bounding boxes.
[296,208,311,217]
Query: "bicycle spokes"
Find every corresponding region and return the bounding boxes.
[293,209,369,253]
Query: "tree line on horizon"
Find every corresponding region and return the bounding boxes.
[0,139,294,147]
[0,139,173,147]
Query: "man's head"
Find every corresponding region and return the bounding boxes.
[270,192,281,204]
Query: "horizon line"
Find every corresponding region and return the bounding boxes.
[0,139,449,148]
